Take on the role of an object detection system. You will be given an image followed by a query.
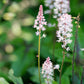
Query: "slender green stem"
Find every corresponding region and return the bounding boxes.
[72,40,75,84]
[72,28,77,84]
[72,14,80,84]
[81,66,84,84]
[59,49,65,84]
[72,24,77,84]
[38,29,41,84]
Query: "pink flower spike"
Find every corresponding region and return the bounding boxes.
[34,5,47,37]
[42,57,54,84]
[57,13,73,51]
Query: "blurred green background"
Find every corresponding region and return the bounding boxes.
[0,0,84,84]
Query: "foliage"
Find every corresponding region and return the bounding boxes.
[0,0,84,84]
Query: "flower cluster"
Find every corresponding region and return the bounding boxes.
[42,57,53,84]
[44,0,55,14]
[54,0,70,18]
[56,14,73,51]
[34,5,47,36]
[44,0,56,28]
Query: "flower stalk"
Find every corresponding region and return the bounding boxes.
[56,14,73,84]
[72,14,80,84]
[34,5,47,84]
[81,66,84,84]
[59,49,65,84]
[38,28,41,84]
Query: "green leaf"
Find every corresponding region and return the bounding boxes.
[11,48,35,76]
[28,67,41,83]
[8,69,23,84]
[0,77,9,84]
[61,75,70,84]
[0,62,5,68]
[64,65,72,76]
[0,70,9,81]
[0,33,7,45]
[52,81,58,84]
[28,67,45,84]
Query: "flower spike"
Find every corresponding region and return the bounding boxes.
[42,57,54,84]
[57,13,73,51]
[34,5,47,36]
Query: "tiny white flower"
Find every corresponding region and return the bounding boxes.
[44,0,55,14]
[66,47,70,51]
[48,23,56,27]
[34,25,37,28]
[66,33,72,37]
[44,10,51,14]
[42,34,46,38]
[49,5,54,9]
[42,27,46,31]
[53,15,57,18]
[48,23,52,27]
[62,45,66,48]
[67,39,72,43]
[54,9,58,14]
[81,48,84,51]
[36,31,40,36]
[54,64,60,69]
[36,27,39,30]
